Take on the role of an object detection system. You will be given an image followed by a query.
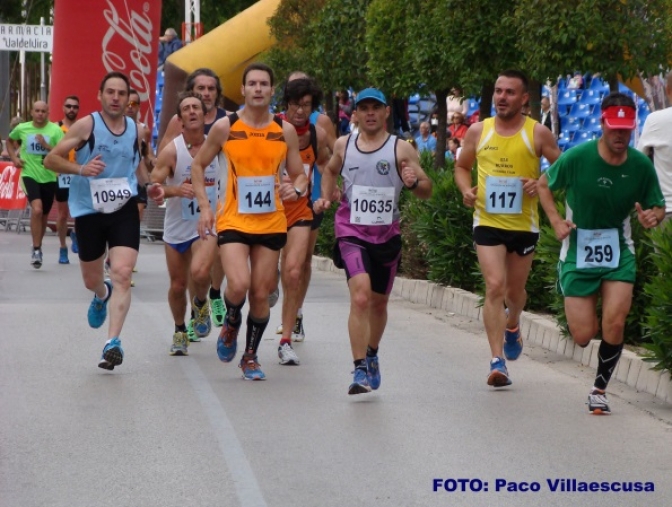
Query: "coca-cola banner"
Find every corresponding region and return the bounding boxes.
[50,0,162,130]
[0,162,27,211]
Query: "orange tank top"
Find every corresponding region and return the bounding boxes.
[283,124,316,227]
[216,113,288,234]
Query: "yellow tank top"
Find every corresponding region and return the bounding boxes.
[473,116,540,232]
[216,113,287,234]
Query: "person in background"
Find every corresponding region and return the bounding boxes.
[158,28,183,68]
[337,90,352,136]
[415,121,436,155]
[448,112,469,141]
[446,86,469,123]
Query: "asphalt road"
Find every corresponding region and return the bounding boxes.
[1,230,671,507]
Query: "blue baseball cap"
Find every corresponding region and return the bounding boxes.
[355,88,387,106]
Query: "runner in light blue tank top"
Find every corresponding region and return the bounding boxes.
[69,112,140,218]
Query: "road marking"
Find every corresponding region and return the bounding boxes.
[180,358,268,507]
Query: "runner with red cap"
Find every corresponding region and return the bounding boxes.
[537,91,665,414]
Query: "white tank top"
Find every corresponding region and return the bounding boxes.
[163,134,222,244]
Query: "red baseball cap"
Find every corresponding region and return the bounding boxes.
[601,105,636,129]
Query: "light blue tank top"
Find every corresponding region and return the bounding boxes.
[69,113,140,217]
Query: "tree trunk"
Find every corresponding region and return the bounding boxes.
[528,78,541,121]
[434,88,449,169]
[480,81,494,120]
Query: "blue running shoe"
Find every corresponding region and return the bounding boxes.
[366,355,381,390]
[70,230,79,254]
[192,297,212,338]
[58,247,69,264]
[98,337,124,370]
[216,320,239,362]
[88,281,112,329]
[239,354,266,380]
[487,356,512,387]
[503,326,523,360]
[348,368,371,395]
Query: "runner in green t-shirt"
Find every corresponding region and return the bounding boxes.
[7,101,64,268]
[538,92,665,415]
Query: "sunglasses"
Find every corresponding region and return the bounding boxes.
[64,104,79,109]
[128,101,139,107]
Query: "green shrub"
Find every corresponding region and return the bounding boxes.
[642,220,672,373]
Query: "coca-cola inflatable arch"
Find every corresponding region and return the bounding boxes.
[49,0,162,130]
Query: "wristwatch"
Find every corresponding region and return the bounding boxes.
[294,186,306,198]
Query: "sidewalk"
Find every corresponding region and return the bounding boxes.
[312,256,672,406]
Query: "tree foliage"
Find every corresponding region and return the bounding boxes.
[513,0,672,83]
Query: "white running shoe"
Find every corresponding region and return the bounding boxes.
[278,342,300,365]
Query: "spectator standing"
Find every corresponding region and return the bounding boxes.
[638,72,672,223]
[446,86,469,123]
[567,71,583,89]
[337,90,352,136]
[540,96,553,133]
[158,28,183,68]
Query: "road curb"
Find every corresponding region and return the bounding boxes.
[312,255,672,406]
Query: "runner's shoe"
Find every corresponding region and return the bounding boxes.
[192,297,212,338]
[587,388,611,414]
[503,326,523,360]
[278,342,300,365]
[487,356,512,387]
[70,230,79,254]
[210,297,226,327]
[217,320,239,362]
[186,319,199,342]
[366,355,381,390]
[291,315,305,342]
[88,280,112,329]
[169,331,189,356]
[239,354,266,380]
[31,249,42,269]
[59,247,69,264]
[98,337,124,370]
[348,368,372,395]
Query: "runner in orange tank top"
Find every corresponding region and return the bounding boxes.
[275,78,330,365]
[190,63,308,381]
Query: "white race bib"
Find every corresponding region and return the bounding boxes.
[89,178,132,214]
[485,176,523,214]
[576,228,620,269]
[181,185,217,220]
[58,173,71,189]
[237,176,276,214]
[349,185,395,226]
[26,134,50,156]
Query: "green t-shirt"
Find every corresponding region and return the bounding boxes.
[8,121,64,183]
[546,140,665,268]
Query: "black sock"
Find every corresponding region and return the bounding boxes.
[209,287,221,300]
[366,346,378,358]
[33,246,41,251]
[594,341,623,391]
[190,309,195,320]
[175,323,187,333]
[245,313,269,355]
[354,359,366,371]
[193,296,205,307]
[224,296,245,326]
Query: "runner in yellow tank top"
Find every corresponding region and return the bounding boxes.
[474,115,540,232]
[190,63,308,381]
[456,70,561,388]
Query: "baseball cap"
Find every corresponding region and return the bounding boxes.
[601,105,636,129]
[355,88,387,106]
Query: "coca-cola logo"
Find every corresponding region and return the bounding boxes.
[101,0,154,122]
[0,165,24,200]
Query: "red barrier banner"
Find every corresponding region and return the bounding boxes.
[49,0,162,130]
[0,161,27,210]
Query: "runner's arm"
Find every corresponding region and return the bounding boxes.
[396,138,432,199]
[150,143,183,198]
[157,114,182,153]
[454,123,481,207]
[44,116,105,177]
